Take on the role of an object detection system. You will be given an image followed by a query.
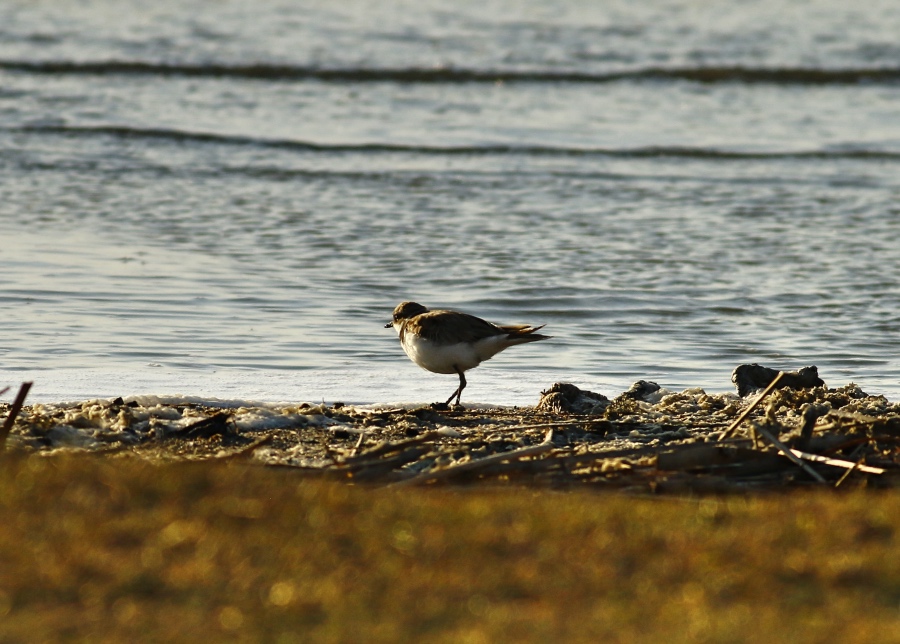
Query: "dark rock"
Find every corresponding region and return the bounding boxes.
[617,380,661,402]
[732,364,825,397]
[169,412,234,439]
[537,383,610,414]
[602,381,662,420]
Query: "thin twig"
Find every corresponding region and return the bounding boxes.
[338,431,443,466]
[349,431,367,457]
[721,372,785,440]
[1,382,32,451]
[550,444,663,468]
[834,454,869,488]
[491,420,605,432]
[391,429,556,487]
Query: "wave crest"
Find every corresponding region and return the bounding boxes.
[3,60,900,85]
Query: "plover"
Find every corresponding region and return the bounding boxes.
[385,301,550,406]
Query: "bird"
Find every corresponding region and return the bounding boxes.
[385,301,550,407]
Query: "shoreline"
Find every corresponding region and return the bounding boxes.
[3,374,899,493]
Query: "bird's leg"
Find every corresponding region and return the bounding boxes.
[444,366,466,406]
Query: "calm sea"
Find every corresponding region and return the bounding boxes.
[2,0,899,404]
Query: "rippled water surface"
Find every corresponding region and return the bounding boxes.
[2,0,899,403]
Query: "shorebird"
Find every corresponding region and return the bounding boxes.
[385,301,550,406]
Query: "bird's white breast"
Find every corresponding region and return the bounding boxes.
[400,332,510,374]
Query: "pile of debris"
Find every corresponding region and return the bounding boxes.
[2,365,899,493]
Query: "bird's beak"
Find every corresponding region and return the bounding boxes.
[384,321,393,329]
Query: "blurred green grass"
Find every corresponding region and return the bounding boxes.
[0,455,897,643]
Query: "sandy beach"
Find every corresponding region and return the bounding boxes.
[4,372,898,492]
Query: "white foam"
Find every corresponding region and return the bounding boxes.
[0,365,621,408]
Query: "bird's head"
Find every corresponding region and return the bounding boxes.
[385,301,428,329]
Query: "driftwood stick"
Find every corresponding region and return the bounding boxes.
[491,420,606,432]
[349,431,367,457]
[449,455,596,482]
[0,386,9,397]
[215,435,276,460]
[787,449,884,476]
[721,371,785,440]
[751,422,828,483]
[392,429,556,487]
[1,382,32,451]
[346,445,434,481]
[546,445,657,467]
[338,431,443,466]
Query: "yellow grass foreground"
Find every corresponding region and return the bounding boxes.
[0,455,898,643]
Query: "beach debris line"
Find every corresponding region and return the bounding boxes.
[0,365,898,492]
[311,379,896,491]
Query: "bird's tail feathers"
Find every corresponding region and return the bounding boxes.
[499,324,551,344]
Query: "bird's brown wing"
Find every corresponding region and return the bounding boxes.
[405,310,504,344]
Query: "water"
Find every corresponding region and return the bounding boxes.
[2,0,900,405]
